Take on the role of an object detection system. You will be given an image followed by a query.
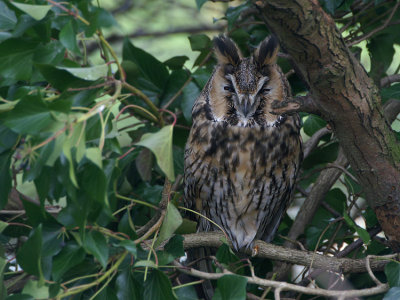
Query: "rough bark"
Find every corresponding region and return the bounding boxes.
[255,0,400,250]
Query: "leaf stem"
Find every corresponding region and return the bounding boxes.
[115,193,158,210]
[122,82,163,126]
[56,251,128,299]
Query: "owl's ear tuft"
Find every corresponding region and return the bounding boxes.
[214,35,242,66]
[254,35,279,66]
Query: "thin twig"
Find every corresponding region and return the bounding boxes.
[172,259,389,298]
[347,1,400,46]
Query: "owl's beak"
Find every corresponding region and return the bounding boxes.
[242,101,251,117]
[238,94,255,117]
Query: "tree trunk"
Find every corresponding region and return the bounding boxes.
[255,0,400,250]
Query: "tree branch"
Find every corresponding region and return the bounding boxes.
[303,126,331,158]
[180,232,398,274]
[270,94,320,115]
[381,74,400,88]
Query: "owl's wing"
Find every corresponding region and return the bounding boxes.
[259,188,292,243]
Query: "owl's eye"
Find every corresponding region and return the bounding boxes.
[261,88,271,94]
[224,86,234,92]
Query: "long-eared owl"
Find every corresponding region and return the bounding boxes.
[184,35,303,251]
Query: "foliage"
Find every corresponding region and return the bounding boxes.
[0,0,399,299]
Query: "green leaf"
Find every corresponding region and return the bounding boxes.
[303,115,327,136]
[195,0,208,10]
[0,1,17,30]
[57,64,109,81]
[21,280,49,299]
[188,34,211,51]
[52,242,86,281]
[368,34,395,81]
[83,230,109,268]
[0,256,7,299]
[160,69,190,108]
[11,2,52,21]
[155,203,182,248]
[213,274,248,300]
[381,85,400,102]
[123,39,169,91]
[3,95,58,134]
[342,211,371,245]
[386,262,400,287]
[16,225,44,283]
[116,269,142,300]
[0,151,12,209]
[6,295,34,300]
[118,239,137,256]
[175,285,198,300]
[0,220,7,233]
[36,63,91,91]
[0,38,38,81]
[384,287,400,300]
[85,147,103,169]
[164,56,189,70]
[225,3,252,30]
[59,21,81,54]
[216,243,242,273]
[181,81,200,122]
[164,235,185,258]
[144,269,177,300]
[135,125,175,181]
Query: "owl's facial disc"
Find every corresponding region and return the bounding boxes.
[226,74,270,119]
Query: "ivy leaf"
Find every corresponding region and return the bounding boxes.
[303,115,327,136]
[384,287,400,300]
[342,211,370,245]
[59,21,81,54]
[385,262,400,287]
[16,225,44,284]
[118,240,137,256]
[213,274,248,300]
[0,257,6,299]
[52,242,86,281]
[0,38,38,81]
[3,94,59,134]
[11,2,52,21]
[155,203,182,248]
[135,125,175,181]
[21,280,49,299]
[123,39,169,91]
[116,269,142,300]
[164,56,189,70]
[188,34,211,52]
[195,0,208,10]
[0,1,17,31]
[0,151,12,209]
[144,269,177,300]
[181,81,200,122]
[57,64,109,81]
[83,230,109,268]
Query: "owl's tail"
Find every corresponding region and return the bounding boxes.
[186,246,216,300]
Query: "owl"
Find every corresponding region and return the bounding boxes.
[184,35,303,251]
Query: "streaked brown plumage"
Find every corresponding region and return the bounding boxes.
[184,35,302,251]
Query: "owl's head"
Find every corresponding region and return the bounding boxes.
[209,35,287,127]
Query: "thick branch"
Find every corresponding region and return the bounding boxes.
[181,232,398,274]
